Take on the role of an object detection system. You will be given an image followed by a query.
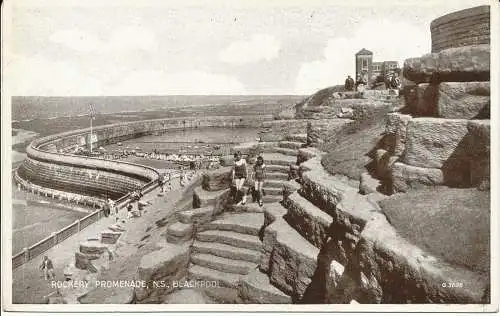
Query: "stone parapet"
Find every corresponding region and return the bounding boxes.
[430,6,490,53]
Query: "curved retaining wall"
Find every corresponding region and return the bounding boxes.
[430,6,490,53]
[17,115,272,201]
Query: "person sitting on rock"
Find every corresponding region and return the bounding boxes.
[231,151,248,205]
[39,255,55,280]
[253,156,267,207]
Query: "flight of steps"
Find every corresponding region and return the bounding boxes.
[246,133,306,204]
[188,212,264,303]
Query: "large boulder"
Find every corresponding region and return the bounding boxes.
[405,82,490,119]
[135,243,190,303]
[467,120,490,189]
[436,82,490,119]
[403,45,490,83]
[201,167,232,191]
[350,213,488,303]
[403,118,469,169]
[390,162,444,193]
[238,270,292,304]
[261,218,319,300]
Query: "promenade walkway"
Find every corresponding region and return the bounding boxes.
[12,172,199,304]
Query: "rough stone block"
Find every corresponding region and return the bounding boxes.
[467,120,490,188]
[202,167,232,191]
[359,172,380,195]
[403,118,469,169]
[100,230,121,244]
[404,45,490,83]
[178,206,214,225]
[192,187,230,209]
[75,251,101,272]
[306,119,353,146]
[297,147,324,164]
[239,270,292,304]
[354,213,489,303]
[283,191,333,249]
[263,218,319,300]
[391,162,444,193]
[79,240,109,255]
[135,243,190,302]
[436,82,490,119]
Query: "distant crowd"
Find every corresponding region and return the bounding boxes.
[344,73,401,92]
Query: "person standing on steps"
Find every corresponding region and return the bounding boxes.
[253,156,267,207]
[231,151,248,205]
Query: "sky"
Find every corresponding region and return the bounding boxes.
[4,0,490,96]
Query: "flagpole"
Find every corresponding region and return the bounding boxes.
[90,115,93,154]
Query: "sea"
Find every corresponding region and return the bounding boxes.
[11,95,304,135]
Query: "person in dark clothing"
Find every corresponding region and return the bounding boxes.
[103,202,111,217]
[345,75,354,91]
[253,156,267,207]
[39,255,55,280]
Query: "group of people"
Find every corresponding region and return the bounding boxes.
[231,151,267,207]
[344,73,401,91]
[344,75,368,92]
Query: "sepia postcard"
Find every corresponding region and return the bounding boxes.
[1,0,498,314]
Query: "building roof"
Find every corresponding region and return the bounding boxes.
[355,48,373,55]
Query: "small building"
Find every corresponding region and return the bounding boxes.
[354,48,400,86]
[355,48,373,84]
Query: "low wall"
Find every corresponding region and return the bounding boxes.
[17,115,270,201]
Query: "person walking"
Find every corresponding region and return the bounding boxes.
[253,156,267,207]
[231,151,248,205]
[158,172,166,193]
[39,255,55,280]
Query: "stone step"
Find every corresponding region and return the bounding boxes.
[192,240,262,263]
[196,230,262,251]
[284,191,333,249]
[191,253,258,275]
[286,133,307,143]
[188,264,242,289]
[239,270,292,304]
[193,187,230,208]
[264,147,298,157]
[265,165,290,173]
[261,153,297,166]
[200,213,264,236]
[244,185,283,196]
[178,206,214,224]
[265,179,302,191]
[279,141,304,150]
[167,222,193,237]
[264,171,289,181]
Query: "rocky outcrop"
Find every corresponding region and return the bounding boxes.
[135,242,190,303]
[403,45,490,83]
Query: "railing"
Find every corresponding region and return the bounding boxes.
[12,175,159,270]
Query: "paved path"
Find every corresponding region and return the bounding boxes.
[11,172,199,304]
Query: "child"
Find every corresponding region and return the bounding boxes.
[253,156,267,207]
[231,151,248,205]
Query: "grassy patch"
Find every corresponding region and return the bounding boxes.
[320,101,397,180]
[379,187,490,275]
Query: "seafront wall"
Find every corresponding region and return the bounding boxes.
[17,115,273,201]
